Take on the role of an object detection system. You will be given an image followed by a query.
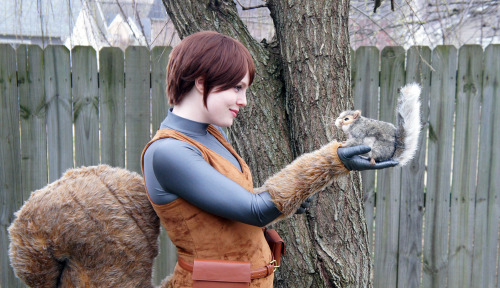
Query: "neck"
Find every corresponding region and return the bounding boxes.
[164,110,209,135]
[171,91,207,123]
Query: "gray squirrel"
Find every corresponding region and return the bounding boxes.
[335,83,421,166]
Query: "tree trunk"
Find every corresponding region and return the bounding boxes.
[162,0,371,287]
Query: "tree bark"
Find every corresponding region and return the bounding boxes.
[162,0,371,287]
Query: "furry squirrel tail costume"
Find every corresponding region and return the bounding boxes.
[8,165,160,287]
[9,143,350,286]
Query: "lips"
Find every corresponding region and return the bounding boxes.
[229,109,238,117]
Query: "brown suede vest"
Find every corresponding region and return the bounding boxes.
[141,125,274,288]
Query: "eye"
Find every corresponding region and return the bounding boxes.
[344,117,349,121]
[234,85,242,92]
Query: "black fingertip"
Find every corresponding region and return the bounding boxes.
[376,160,399,169]
[357,145,372,154]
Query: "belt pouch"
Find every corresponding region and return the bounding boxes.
[264,228,285,266]
[192,259,251,288]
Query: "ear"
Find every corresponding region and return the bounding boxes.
[353,110,361,119]
[194,77,204,94]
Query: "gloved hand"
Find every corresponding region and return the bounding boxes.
[295,196,313,214]
[337,145,399,171]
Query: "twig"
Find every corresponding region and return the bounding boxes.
[350,5,402,46]
[234,0,268,11]
[115,0,147,46]
[132,0,150,49]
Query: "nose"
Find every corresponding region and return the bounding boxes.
[236,93,247,107]
[335,118,342,128]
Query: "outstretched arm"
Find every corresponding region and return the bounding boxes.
[257,142,398,220]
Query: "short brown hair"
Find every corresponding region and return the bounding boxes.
[166,31,255,107]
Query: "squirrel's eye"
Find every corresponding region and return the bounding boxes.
[344,117,349,121]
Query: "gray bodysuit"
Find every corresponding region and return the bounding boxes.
[143,110,282,227]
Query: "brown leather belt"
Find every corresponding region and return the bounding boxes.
[178,257,276,280]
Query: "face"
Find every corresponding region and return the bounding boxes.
[202,72,250,127]
[335,111,360,132]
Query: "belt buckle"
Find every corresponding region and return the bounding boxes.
[269,259,280,272]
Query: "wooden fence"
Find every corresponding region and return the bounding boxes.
[1,44,499,288]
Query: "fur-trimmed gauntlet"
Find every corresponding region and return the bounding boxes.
[255,141,349,219]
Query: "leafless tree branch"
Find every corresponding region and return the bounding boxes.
[234,0,268,11]
[132,0,150,49]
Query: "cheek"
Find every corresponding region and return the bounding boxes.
[342,124,350,132]
[205,94,222,109]
[207,91,234,107]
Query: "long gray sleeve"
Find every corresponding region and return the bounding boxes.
[142,110,282,227]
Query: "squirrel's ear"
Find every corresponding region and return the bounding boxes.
[353,110,361,119]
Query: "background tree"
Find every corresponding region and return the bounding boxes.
[162,0,371,287]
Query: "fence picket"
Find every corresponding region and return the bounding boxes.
[423,45,457,288]
[151,46,171,132]
[99,47,125,168]
[352,46,379,248]
[373,46,406,288]
[0,44,24,287]
[488,46,500,288]
[471,44,500,288]
[448,45,483,288]
[397,46,431,288]
[125,46,151,174]
[72,46,99,167]
[150,46,177,285]
[45,45,73,181]
[17,45,48,199]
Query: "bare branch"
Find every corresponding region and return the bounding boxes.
[132,0,150,49]
[234,0,268,11]
[350,4,402,46]
[151,18,177,47]
[115,0,146,46]
[80,0,112,47]
[38,0,45,47]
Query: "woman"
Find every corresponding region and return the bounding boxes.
[141,31,396,288]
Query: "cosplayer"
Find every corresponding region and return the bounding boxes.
[9,31,398,288]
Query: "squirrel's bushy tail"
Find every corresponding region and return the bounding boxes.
[394,83,421,166]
